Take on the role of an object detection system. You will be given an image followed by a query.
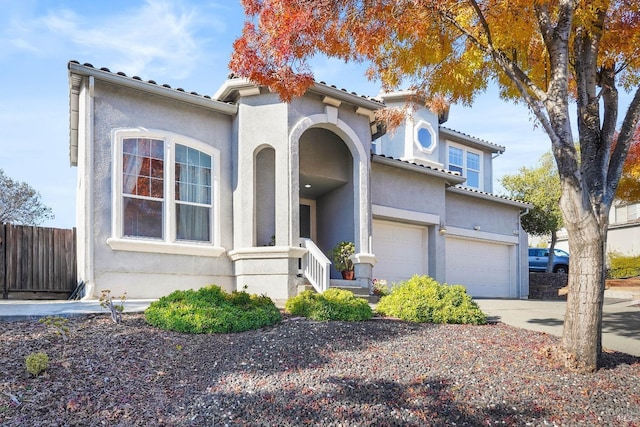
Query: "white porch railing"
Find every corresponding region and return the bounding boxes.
[300,238,331,293]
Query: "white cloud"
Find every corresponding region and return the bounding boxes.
[2,0,229,81]
[50,0,214,79]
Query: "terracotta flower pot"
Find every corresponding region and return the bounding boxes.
[341,270,355,280]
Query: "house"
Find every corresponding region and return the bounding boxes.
[554,201,640,257]
[68,61,531,302]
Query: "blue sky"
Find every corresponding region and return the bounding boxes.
[0,0,628,229]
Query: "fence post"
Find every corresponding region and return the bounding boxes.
[1,223,6,299]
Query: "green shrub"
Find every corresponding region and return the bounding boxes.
[285,288,373,321]
[25,352,49,377]
[376,275,487,325]
[144,285,282,333]
[608,252,640,279]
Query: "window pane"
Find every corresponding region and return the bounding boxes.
[123,174,138,195]
[417,127,432,149]
[150,159,163,179]
[467,152,480,171]
[194,184,211,204]
[188,165,198,184]
[467,170,480,188]
[123,138,137,154]
[449,146,463,167]
[175,144,211,204]
[123,198,163,238]
[150,139,164,160]
[175,144,187,164]
[136,176,150,196]
[198,166,211,187]
[176,204,210,241]
[137,138,150,157]
[188,147,199,165]
[150,178,164,198]
[200,153,211,168]
[122,139,164,200]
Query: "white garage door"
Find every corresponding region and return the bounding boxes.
[372,220,427,284]
[446,238,512,297]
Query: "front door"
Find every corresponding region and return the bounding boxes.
[299,198,316,240]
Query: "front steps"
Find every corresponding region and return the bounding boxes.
[296,279,380,303]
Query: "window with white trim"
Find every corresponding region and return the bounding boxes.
[414,120,436,153]
[111,129,221,254]
[613,202,639,224]
[448,144,482,190]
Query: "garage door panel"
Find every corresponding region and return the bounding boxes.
[446,238,512,298]
[373,220,427,284]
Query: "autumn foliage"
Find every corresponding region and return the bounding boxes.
[616,128,640,202]
[231,0,640,105]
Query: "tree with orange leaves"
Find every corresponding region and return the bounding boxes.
[616,127,640,202]
[230,0,640,372]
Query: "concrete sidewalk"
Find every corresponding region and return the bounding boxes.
[475,297,640,357]
[0,299,155,322]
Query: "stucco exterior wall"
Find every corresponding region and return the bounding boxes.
[555,223,640,257]
[371,162,446,214]
[83,80,235,298]
[445,191,521,236]
[375,98,442,167]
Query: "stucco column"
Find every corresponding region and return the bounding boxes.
[429,224,447,283]
[352,252,376,290]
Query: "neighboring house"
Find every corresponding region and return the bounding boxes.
[68,61,531,302]
[555,201,640,257]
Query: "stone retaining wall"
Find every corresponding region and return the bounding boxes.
[529,272,568,300]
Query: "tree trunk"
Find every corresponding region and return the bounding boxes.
[560,190,608,372]
[546,230,558,273]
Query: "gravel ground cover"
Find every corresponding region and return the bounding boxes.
[1,313,638,426]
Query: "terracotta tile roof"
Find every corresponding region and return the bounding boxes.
[372,153,465,182]
[439,126,505,153]
[69,60,225,102]
[315,81,385,105]
[447,185,531,207]
[225,72,384,105]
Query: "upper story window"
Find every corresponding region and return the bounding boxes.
[109,129,223,256]
[611,202,639,224]
[414,120,436,153]
[448,144,482,190]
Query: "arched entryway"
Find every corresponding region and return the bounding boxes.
[299,128,354,278]
[290,114,373,284]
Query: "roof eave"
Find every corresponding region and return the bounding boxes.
[307,83,384,110]
[68,62,238,115]
[446,186,532,209]
[214,77,385,110]
[372,155,466,185]
[439,127,505,154]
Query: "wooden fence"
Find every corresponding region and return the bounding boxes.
[1,223,77,299]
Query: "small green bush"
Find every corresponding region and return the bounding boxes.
[144,285,282,333]
[376,275,487,325]
[608,252,640,279]
[25,352,49,377]
[285,288,373,321]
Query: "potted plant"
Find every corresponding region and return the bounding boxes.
[330,241,355,280]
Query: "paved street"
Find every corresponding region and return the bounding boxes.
[476,297,640,357]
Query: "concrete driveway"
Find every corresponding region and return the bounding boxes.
[475,297,640,357]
